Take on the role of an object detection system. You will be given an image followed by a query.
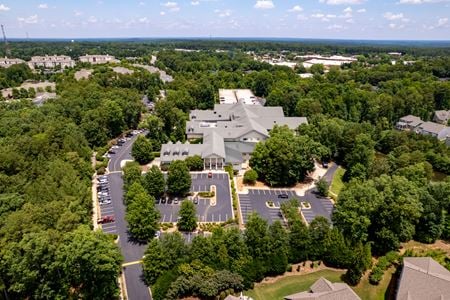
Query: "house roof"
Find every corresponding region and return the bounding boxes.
[417,121,447,135]
[434,110,450,122]
[399,115,423,127]
[202,131,226,158]
[397,257,450,300]
[284,277,360,300]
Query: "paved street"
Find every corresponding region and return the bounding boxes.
[99,133,152,300]
[157,172,233,223]
[238,164,338,225]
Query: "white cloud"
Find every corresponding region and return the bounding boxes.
[88,16,98,23]
[254,0,274,9]
[346,18,355,23]
[138,17,150,23]
[357,8,366,12]
[160,11,166,15]
[288,5,303,12]
[215,9,232,17]
[343,6,352,12]
[320,0,363,5]
[0,4,10,11]
[437,17,448,27]
[38,3,48,9]
[162,1,180,11]
[74,10,83,16]
[191,1,200,5]
[139,1,145,6]
[297,14,308,20]
[388,23,405,29]
[311,13,325,18]
[327,24,344,29]
[398,0,449,4]
[17,15,39,24]
[383,12,408,22]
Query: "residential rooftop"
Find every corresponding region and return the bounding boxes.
[397,257,450,300]
[284,277,360,300]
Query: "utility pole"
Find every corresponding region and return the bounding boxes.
[1,24,11,57]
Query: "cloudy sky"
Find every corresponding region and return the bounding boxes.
[0,0,449,40]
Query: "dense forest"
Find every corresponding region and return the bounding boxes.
[1,40,450,299]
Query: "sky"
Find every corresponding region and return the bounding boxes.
[0,0,449,40]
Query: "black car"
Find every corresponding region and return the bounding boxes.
[108,150,116,155]
[278,194,289,199]
[322,161,329,168]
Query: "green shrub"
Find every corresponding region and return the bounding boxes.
[198,191,215,198]
[243,169,258,185]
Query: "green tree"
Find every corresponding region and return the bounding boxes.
[122,161,142,188]
[267,221,289,275]
[143,165,165,199]
[185,155,204,171]
[250,126,323,186]
[243,169,258,185]
[132,136,154,165]
[177,200,197,232]
[167,160,191,196]
[125,189,160,241]
[56,226,123,299]
[316,177,329,197]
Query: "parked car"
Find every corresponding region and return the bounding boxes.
[97,216,114,224]
[193,197,199,205]
[322,161,329,168]
[154,231,161,239]
[111,145,119,149]
[98,192,109,197]
[161,197,166,204]
[208,172,213,178]
[99,200,112,205]
[174,198,179,204]
[278,194,289,199]
[108,150,116,155]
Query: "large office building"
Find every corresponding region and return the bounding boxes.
[0,57,25,68]
[28,55,75,69]
[79,54,118,64]
[160,101,307,170]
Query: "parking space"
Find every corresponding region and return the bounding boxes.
[239,189,296,225]
[156,172,233,223]
[238,188,334,225]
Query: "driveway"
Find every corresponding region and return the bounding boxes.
[98,133,152,300]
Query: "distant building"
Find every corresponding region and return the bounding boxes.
[284,277,360,300]
[299,73,314,79]
[0,57,25,68]
[415,121,450,140]
[396,115,424,131]
[396,114,450,142]
[79,54,118,64]
[397,257,450,300]
[29,55,75,69]
[433,110,450,125]
[388,52,402,56]
[297,54,357,68]
[160,101,308,170]
[219,89,261,105]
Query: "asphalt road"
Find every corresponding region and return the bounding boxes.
[100,133,152,300]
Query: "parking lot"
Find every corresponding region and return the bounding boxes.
[156,172,233,223]
[238,188,334,225]
[97,175,118,234]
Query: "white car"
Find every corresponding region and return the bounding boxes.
[99,200,112,205]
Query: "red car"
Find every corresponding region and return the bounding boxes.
[208,172,213,178]
[97,216,115,224]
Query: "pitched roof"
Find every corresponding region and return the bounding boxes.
[202,131,226,158]
[434,110,450,122]
[284,277,360,300]
[397,257,450,300]
[417,121,447,135]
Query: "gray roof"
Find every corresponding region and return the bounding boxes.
[224,142,256,164]
[417,121,447,135]
[399,115,423,128]
[284,277,360,300]
[397,257,450,300]
[160,141,205,163]
[434,110,450,122]
[202,131,226,158]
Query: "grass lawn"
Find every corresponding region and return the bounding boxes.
[244,270,345,300]
[353,267,396,300]
[329,166,345,197]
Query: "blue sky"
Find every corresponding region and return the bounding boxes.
[0,0,449,40]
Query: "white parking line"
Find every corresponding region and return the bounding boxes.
[101,208,114,213]
[169,214,173,222]
[162,214,166,222]
[102,224,116,229]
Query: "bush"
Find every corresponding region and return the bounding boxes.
[316,177,329,197]
[198,191,215,198]
[185,155,204,171]
[243,169,258,185]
